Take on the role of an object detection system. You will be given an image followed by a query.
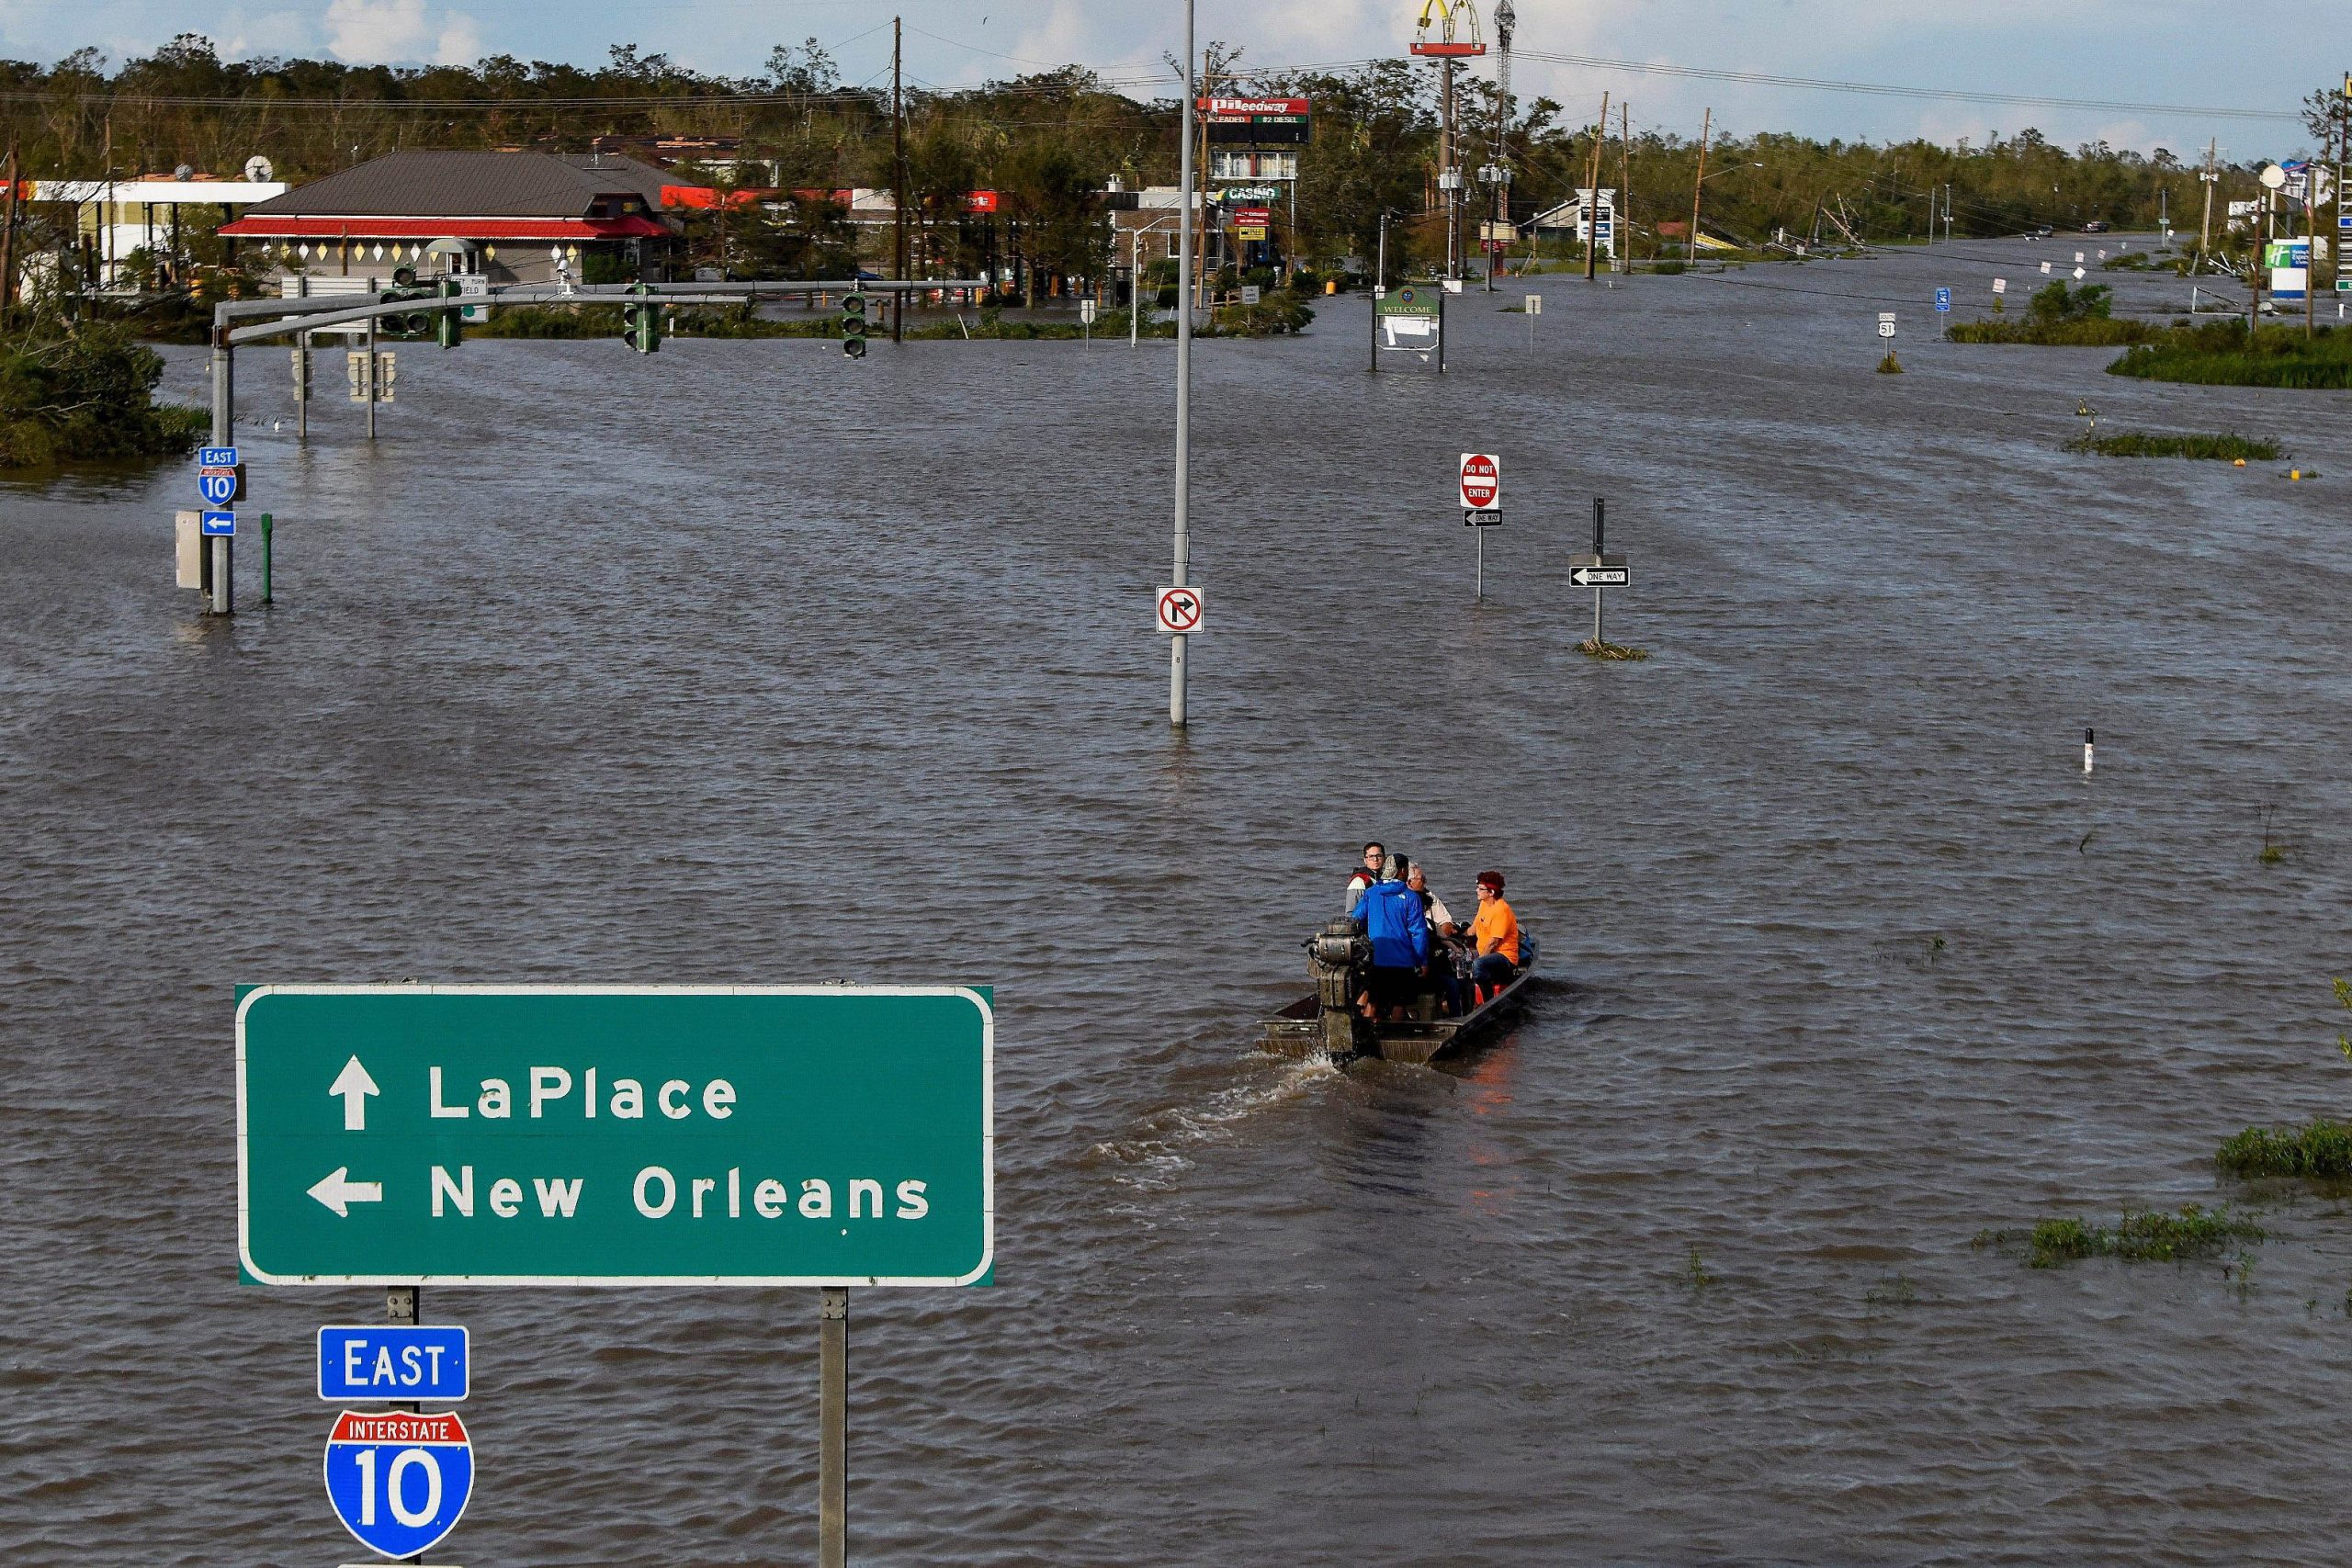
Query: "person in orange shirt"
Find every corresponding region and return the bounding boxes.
[1469,870,1521,1004]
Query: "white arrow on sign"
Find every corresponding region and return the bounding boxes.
[1570,566,1630,587]
[329,1055,380,1131]
[308,1167,384,1217]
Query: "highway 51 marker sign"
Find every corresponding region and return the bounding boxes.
[237,985,994,1287]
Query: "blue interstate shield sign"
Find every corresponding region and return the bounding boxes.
[323,1408,473,1559]
[198,468,237,505]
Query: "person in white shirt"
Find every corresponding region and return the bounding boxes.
[1407,863,1467,1014]
[1345,840,1385,914]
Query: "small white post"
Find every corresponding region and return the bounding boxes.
[2083,727,2095,775]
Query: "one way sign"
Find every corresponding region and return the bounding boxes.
[1570,564,1630,587]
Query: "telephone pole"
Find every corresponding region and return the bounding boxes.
[1583,93,1609,280]
[1689,107,1713,265]
[2197,138,2218,267]
[892,17,907,344]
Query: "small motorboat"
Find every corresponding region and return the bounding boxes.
[1258,919,1539,1066]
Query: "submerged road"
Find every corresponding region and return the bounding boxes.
[4,237,2350,1564]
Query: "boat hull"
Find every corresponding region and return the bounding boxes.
[1259,962,1536,1066]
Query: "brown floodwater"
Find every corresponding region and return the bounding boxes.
[5,237,2351,1565]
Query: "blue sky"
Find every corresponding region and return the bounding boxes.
[0,0,2333,157]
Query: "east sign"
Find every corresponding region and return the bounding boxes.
[237,985,993,1287]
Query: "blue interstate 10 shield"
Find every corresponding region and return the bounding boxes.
[323,1408,473,1559]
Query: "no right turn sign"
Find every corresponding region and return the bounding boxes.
[1156,585,1204,634]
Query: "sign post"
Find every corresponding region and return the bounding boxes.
[1524,292,1542,347]
[1459,452,1501,600]
[197,445,237,615]
[1570,497,1631,646]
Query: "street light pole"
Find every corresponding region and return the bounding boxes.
[1171,0,1193,728]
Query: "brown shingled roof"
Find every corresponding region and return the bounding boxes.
[240,150,676,220]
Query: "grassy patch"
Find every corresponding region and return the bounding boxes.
[2061,430,2282,460]
[1947,279,2160,345]
[2216,1121,2352,1179]
[1975,1203,2264,1268]
[1948,315,2158,345]
[1875,350,1904,373]
[1577,638,1649,661]
[2108,321,2352,389]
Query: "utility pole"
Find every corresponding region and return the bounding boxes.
[1583,93,1610,281]
[1620,101,1632,272]
[1172,2,1194,728]
[892,16,907,344]
[1370,210,1385,374]
[0,140,18,315]
[1689,107,1713,265]
[2197,138,2218,266]
[1441,57,1459,278]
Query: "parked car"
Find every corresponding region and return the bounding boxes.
[2082,220,2110,233]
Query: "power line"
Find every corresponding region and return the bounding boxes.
[1510,50,2301,125]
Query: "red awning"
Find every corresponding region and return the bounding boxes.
[219,215,673,240]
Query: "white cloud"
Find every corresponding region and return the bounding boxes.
[322,0,479,65]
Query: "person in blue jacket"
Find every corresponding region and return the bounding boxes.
[1355,854,1430,1020]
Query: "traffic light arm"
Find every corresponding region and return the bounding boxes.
[220,279,979,347]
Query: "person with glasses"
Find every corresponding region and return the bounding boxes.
[1345,840,1385,915]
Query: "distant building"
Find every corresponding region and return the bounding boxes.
[1528,189,1616,260]
[220,151,682,287]
[28,173,288,288]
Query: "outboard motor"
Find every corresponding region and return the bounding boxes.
[1308,919,1374,1059]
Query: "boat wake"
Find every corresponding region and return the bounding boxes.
[1083,1054,1340,1187]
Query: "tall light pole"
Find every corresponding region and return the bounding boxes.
[1171,0,1194,728]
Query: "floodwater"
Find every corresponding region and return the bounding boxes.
[6,238,2352,1566]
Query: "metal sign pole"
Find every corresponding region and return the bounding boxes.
[297,330,308,443]
[366,315,379,442]
[1370,212,1384,375]
[208,339,233,615]
[1170,0,1194,728]
[386,1283,424,1566]
[818,1288,848,1568]
[1437,288,1446,374]
[1591,497,1605,643]
[1476,527,1485,601]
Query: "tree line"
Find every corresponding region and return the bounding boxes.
[0,34,2337,287]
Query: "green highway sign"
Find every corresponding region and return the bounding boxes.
[237,986,993,1287]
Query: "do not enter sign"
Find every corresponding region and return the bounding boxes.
[1460,453,1500,512]
[1156,585,1204,634]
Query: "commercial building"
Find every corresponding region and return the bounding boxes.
[27,172,288,288]
[220,151,681,287]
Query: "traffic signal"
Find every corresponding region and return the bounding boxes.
[840,291,868,358]
[621,285,662,355]
[435,278,462,349]
[376,286,435,339]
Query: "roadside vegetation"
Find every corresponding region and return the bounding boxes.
[1944,281,2158,346]
[1975,1204,2264,1269]
[2217,1122,2352,1180]
[2062,430,2281,460]
[2214,983,2352,1180]
[0,313,208,468]
[2108,321,2352,389]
